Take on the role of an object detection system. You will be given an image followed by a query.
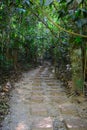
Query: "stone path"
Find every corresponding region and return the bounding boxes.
[1,65,87,130]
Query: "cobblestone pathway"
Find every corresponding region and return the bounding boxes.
[1,65,87,130]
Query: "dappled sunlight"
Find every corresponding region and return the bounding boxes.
[67,124,73,128]
[36,117,53,128]
[16,122,28,130]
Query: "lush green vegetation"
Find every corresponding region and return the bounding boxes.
[0,0,87,95]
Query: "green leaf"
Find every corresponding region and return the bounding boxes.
[76,0,82,4]
[76,79,84,91]
[16,8,26,13]
[44,0,53,6]
[24,0,30,6]
[75,37,82,43]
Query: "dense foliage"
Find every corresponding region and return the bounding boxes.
[0,0,87,95]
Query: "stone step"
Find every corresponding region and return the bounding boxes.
[59,103,87,130]
[64,117,87,130]
[32,117,53,130]
[59,103,79,116]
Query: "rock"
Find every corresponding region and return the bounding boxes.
[6,82,12,89]
[0,92,5,96]
[2,81,12,92]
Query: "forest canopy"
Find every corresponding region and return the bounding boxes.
[0,0,87,95]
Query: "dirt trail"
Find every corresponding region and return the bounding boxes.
[1,64,87,130]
